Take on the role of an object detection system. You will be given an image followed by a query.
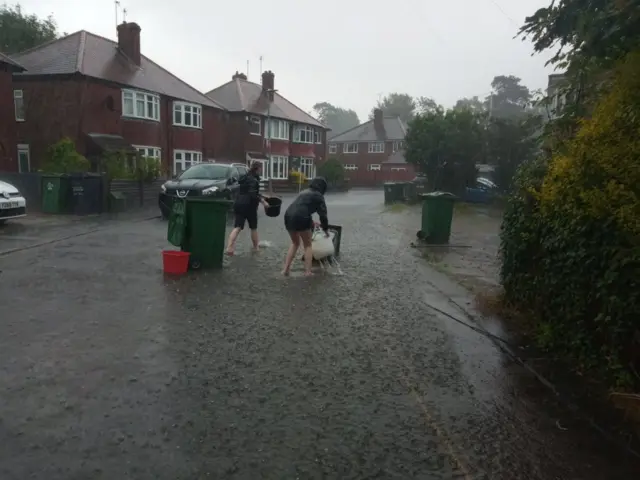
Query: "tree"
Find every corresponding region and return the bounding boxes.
[317,157,346,187]
[312,102,360,136]
[416,96,440,115]
[453,96,486,114]
[371,93,416,124]
[486,75,532,119]
[405,108,484,193]
[0,3,61,54]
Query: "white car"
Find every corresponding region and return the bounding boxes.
[0,180,27,223]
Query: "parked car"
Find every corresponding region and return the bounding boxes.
[464,177,499,204]
[0,180,27,224]
[158,163,249,219]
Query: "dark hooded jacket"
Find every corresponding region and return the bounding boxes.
[234,171,261,208]
[284,177,329,231]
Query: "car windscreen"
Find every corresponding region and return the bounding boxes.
[179,164,229,180]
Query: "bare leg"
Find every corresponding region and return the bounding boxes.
[282,231,300,276]
[300,230,314,276]
[250,229,259,251]
[226,227,241,255]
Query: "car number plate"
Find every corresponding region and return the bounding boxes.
[0,201,19,209]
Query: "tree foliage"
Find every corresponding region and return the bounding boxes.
[41,138,90,174]
[371,93,416,124]
[312,102,360,137]
[317,157,346,187]
[405,107,484,193]
[486,75,533,119]
[0,3,60,54]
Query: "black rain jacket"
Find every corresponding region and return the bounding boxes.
[284,177,329,231]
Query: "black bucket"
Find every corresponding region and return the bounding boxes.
[264,196,282,217]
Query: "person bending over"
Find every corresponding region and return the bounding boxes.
[282,177,329,276]
[226,162,268,255]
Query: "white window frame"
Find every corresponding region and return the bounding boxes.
[17,144,30,173]
[173,101,202,129]
[266,119,289,140]
[270,155,289,180]
[122,89,160,121]
[14,90,25,122]
[249,115,261,136]
[293,125,315,144]
[368,142,385,153]
[391,167,406,172]
[343,164,358,171]
[173,150,203,175]
[328,144,337,154]
[298,157,315,178]
[134,145,161,161]
[368,164,381,171]
[343,143,358,154]
[313,130,322,144]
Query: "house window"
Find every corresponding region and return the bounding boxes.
[17,144,30,173]
[313,130,322,144]
[293,125,314,144]
[299,157,315,178]
[249,116,261,135]
[266,119,289,140]
[343,164,358,171]
[391,167,406,172]
[368,164,381,171]
[328,144,337,154]
[134,145,161,161]
[173,102,202,128]
[392,141,405,152]
[270,155,289,180]
[368,142,385,153]
[173,150,202,175]
[122,89,160,121]
[13,90,25,122]
[343,143,358,154]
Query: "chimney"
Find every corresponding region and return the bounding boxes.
[373,108,384,129]
[232,71,247,80]
[117,22,141,66]
[261,70,275,100]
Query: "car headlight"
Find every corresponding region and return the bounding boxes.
[202,186,219,195]
[160,184,167,193]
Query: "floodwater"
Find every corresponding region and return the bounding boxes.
[0,190,638,479]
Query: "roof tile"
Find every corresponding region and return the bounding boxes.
[328,117,407,142]
[0,51,25,71]
[12,31,224,109]
[205,78,325,128]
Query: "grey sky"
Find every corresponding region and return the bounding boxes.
[18,0,555,121]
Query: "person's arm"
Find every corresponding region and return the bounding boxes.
[316,195,329,233]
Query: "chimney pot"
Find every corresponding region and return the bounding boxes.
[261,70,275,100]
[117,22,142,66]
[232,71,247,80]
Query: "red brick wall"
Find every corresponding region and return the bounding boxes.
[0,66,17,171]
[12,75,227,172]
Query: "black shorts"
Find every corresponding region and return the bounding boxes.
[234,204,258,230]
[284,213,312,232]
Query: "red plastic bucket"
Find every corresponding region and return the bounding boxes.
[162,250,190,275]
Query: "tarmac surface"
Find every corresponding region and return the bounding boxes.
[0,190,639,479]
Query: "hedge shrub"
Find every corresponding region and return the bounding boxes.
[500,50,640,388]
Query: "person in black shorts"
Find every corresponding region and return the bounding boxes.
[282,177,329,276]
[225,162,268,256]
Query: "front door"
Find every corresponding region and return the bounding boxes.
[17,144,30,173]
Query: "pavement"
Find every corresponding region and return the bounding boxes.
[0,191,639,479]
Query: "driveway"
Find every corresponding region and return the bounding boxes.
[0,190,638,479]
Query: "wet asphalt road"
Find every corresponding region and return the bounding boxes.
[0,190,639,479]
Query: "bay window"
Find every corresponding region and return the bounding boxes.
[293,125,314,143]
[173,150,202,175]
[299,157,315,178]
[270,155,289,180]
[173,102,202,128]
[266,119,289,140]
[122,89,160,121]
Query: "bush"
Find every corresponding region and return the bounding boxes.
[41,138,90,173]
[317,157,345,185]
[289,170,307,184]
[500,50,640,388]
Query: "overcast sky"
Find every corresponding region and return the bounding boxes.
[17,0,556,121]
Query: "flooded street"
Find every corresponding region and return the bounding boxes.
[0,190,638,479]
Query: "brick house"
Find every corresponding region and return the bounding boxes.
[0,52,26,172]
[9,22,227,176]
[327,109,416,186]
[205,71,328,184]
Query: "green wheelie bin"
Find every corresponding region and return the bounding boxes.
[41,174,70,214]
[384,182,405,205]
[182,197,232,269]
[417,192,457,244]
